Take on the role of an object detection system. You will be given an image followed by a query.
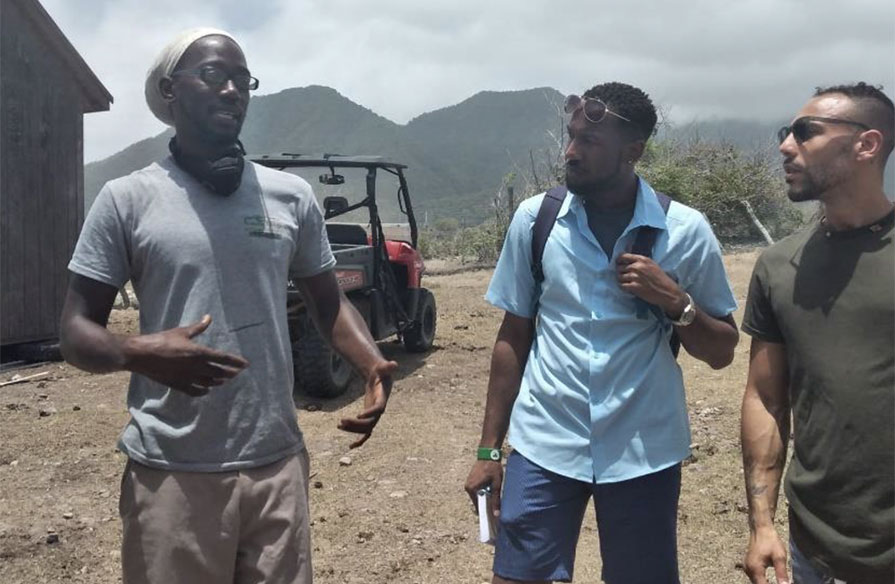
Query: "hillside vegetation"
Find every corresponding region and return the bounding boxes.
[87,85,822,244]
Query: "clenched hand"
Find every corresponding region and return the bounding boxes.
[616,253,686,315]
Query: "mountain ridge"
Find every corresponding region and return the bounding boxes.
[85,85,894,223]
[85,85,567,223]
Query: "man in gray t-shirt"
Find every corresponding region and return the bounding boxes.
[60,28,395,584]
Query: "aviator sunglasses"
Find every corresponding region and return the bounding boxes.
[777,116,870,145]
[564,94,631,124]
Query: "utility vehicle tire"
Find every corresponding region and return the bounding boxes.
[403,288,436,353]
[293,327,354,398]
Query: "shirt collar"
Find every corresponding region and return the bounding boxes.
[559,176,669,233]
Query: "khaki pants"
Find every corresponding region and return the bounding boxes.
[119,450,312,584]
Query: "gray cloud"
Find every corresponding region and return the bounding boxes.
[40,0,895,162]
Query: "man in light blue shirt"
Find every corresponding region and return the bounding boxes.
[465,82,739,584]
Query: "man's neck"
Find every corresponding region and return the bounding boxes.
[175,131,239,162]
[821,176,893,231]
[581,174,638,211]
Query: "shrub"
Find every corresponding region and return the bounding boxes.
[419,136,804,261]
[639,139,803,243]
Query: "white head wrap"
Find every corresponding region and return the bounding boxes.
[144,27,239,126]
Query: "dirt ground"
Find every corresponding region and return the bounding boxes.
[0,250,789,584]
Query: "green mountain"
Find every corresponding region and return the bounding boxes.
[85,86,894,223]
[85,85,564,224]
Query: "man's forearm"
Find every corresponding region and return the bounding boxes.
[60,315,130,374]
[59,276,129,374]
[741,387,789,531]
[319,294,385,377]
[478,318,533,448]
[615,256,737,368]
[298,271,387,378]
[673,305,738,369]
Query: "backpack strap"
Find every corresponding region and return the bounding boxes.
[530,186,680,357]
[632,190,671,319]
[630,191,671,256]
[531,186,567,284]
[631,190,680,357]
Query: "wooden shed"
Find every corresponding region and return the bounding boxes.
[1,0,113,351]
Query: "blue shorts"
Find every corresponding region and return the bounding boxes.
[493,451,681,583]
[791,539,843,584]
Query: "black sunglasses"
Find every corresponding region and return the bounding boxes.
[564,94,631,124]
[172,65,259,91]
[777,115,870,145]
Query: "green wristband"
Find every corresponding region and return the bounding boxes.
[477,447,502,462]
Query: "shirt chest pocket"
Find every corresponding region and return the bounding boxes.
[238,214,297,269]
[133,211,296,283]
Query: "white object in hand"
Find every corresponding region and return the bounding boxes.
[477,487,496,544]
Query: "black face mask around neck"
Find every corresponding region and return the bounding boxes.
[169,137,246,196]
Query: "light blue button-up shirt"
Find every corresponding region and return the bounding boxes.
[486,178,737,483]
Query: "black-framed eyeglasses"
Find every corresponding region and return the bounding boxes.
[777,115,870,145]
[172,65,259,91]
[564,94,631,124]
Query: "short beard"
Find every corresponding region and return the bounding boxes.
[787,140,855,202]
[787,161,853,203]
[787,174,822,202]
[565,151,625,200]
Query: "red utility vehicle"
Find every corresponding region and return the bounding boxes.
[251,154,436,397]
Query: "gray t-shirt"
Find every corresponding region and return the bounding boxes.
[69,156,336,471]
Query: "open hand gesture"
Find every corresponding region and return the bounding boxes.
[338,359,398,448]
[126,315,249,396]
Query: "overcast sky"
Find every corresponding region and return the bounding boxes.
[41,0,895,163]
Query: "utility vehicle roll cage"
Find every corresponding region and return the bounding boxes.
[251,153,419,249]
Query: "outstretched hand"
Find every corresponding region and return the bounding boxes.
[338,359,398,448]
[125,315,249,396]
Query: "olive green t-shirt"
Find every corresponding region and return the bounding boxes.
[742,211,895,583]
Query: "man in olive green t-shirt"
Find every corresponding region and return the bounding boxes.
[740,82,894,584]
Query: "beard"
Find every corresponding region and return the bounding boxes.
[786,171,823,202]
[565,151,625,199]
[786,160,854,202]
[786,140,855,202]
